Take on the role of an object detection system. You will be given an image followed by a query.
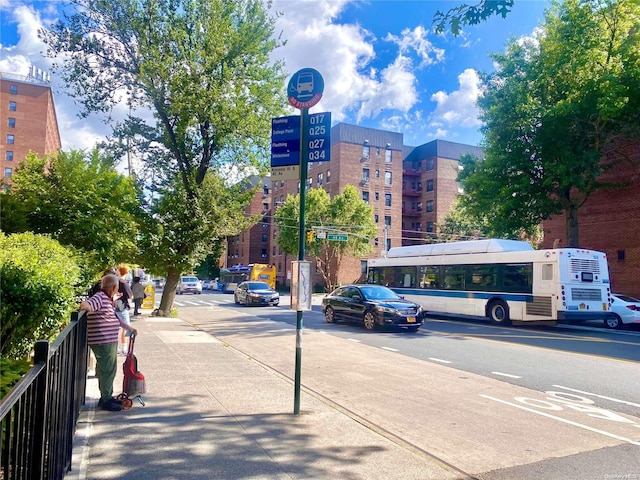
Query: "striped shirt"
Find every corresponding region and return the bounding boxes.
[86,291,120,346]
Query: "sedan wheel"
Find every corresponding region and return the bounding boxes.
[363,311,376,330]
[325,306,335,323]
[234,294,240,305]
[604,314,622,329]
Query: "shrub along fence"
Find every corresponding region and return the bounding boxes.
[0,310,88,480]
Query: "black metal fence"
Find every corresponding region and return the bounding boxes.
[1,310,88,480]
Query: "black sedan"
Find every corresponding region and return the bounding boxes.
[321,284,424,331]
[234,281,280,306]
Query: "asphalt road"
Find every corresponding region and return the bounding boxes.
[171,295,640,480]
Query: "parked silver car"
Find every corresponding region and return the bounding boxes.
[177,276,202,295]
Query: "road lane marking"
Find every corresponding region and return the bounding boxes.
[480,394,640,446]
[184,301,201,305]
[348,338,361,343]
[492,371,522,379]
[428,358,452,364]
[552,385,640,408]
[382,347,398,352]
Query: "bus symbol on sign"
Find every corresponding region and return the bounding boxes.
[288,68,324,110]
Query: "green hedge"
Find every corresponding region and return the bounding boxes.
[0,232,81,360]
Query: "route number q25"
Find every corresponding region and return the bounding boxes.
[309,125,326,136]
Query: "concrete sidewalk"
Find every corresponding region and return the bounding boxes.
[67,306,465,480]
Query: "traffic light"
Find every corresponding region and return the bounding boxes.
[306,230,316,244]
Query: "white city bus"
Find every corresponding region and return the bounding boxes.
[366,239,611,325]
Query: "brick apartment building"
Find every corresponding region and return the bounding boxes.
[543,141,640,298]
[226,123,484,290]
[1,69,61,187]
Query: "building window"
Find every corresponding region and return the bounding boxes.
[262,233,268,242]
[417,201,422,211]
[325,169,330,183]
[263,185,269,197]
[385,216,391,226]
[297,181,300,193]
[426,179,434,192]
[8,118,15,128]
[263,202,269,212]
[318,172,323,185]
[385,148,392,163]
[5,151,13,161]
[9,101,16,112]
[384,171,392,185]
[426,222,434,233]
[385,193,392,207]
[261,248,267,258]
[280,180,284,188]
[426,200,434,212]
[4,168,12,178]
[9,85,17,95]
[362,168,370,183]
[6,135,14,145]
[386,238,391,251]
[307,177,312,188]
[375,192,379,201]
[273,246,277,255]
[618,250,625,261]
[375,169,379,179]
[362,143,370,159]
[374,214,379,223]
[362,191,369,203]
[426,158,435,170]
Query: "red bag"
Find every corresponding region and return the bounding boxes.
[122,335,146,397]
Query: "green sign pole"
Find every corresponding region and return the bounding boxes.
[294,106,309,415]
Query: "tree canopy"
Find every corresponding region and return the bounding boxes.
[433,0,515,35]
[274,186,376,291]
[459,0,640,246]
[41,0,288,312]
[1,150,142,272]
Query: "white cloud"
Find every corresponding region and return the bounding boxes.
[273,0,420,121]
[384,25,445,67]
[429,68,482,129]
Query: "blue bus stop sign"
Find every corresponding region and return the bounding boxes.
[287,68,324,109]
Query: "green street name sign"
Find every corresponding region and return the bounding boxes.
[327,234,348,241]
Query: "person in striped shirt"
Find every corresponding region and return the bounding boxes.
[80,274,137,411]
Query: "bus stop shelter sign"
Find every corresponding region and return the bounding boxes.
[288,68,324,109]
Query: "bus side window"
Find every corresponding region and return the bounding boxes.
[419,266,440,289]
[443,266,465,290]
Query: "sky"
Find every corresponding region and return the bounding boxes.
[0,0,550,156]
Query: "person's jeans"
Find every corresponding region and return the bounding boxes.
[134,298,143,315]
[90,343,118,403]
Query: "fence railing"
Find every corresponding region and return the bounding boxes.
[1,310,88,480]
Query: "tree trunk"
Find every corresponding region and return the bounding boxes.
[157,266,180,316]
[565,204,580,248]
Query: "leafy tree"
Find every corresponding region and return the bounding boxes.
[435,197,487,243]
[1,150,142,273]
[460,0,640,246]
[138,172,256,313]
[433,0,514,35]
[274,186,376,291]
[0,232,81,360]
[41,0,287,311]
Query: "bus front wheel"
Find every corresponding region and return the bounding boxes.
[488,300,511,326]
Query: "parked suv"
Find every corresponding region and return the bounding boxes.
[177,276,202,295]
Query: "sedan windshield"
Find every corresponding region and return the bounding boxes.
[248,282,271,290]
[358,286,400,300]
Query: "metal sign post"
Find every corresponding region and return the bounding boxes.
[287,68,324,415]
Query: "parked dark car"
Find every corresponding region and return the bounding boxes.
[234,281,280,306]
[322,284,424,331]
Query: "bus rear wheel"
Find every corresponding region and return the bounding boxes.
[488,300,511,326]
